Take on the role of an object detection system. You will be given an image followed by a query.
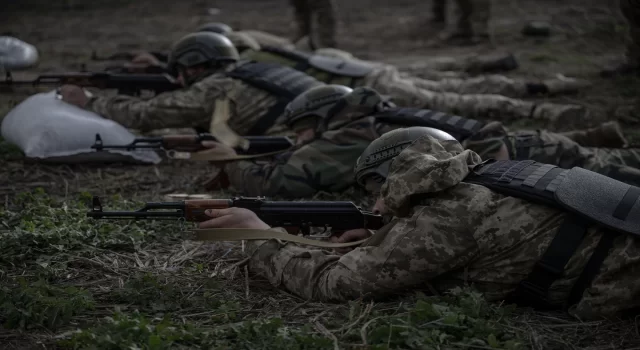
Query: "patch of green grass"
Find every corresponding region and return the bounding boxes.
[59,288,525,349]
[0,189,183,267]
[59,312,333,350]
[0,278,95,330]
[0,136,23,160]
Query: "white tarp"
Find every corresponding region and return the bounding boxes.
[0,36,39,71]
[1,90,161,164]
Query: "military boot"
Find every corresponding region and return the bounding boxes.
[560,121,628,148]
[543,74,591,95]
[600,61,640,78]
[462,53,518,74]
[530,103,590,127]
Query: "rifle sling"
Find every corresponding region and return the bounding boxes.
[188,228,368,248]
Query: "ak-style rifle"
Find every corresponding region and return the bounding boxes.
[0,71,181,96]
[87,196,385,234]
[91,133,293,156]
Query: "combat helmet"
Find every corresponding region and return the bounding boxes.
[196,22,234,35]
[167,32,239,83]
[225,32,261,53]
[354,127,456,186]
[283,84,353,132]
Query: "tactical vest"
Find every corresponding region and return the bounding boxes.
[261,46,375,87]
[226,61,321,135]
[373,107,485,142]
[465,160,640,309]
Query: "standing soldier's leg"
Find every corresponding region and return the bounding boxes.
[602,0,640,76]
[363,66,588,126]
[432,0,447,24]
[559,121,628,148]
[290,0,312,43]
[307,0,338,49]
[471,0,491,39]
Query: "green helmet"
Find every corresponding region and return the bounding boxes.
[283,84,352,132]
[196,22,234,35]
[167,32,239,79]
[354,127,456,186]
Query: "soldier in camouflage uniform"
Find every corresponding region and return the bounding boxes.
[210,85,404,197]
[224,32,589,125]
[58,32,322,136]
[602,0,640,76]
[207,85,633,198]
[199,128,640,320]
[289,0,338,49]
[463,121,640,187]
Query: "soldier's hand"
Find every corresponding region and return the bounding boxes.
[58,84,90,108]
[199,207,270,230]
[330,228,372,255]
[131,52,162,66]
[200,141,238,159]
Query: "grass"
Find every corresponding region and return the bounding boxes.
[0,190,532,349]
[2,0,640,348]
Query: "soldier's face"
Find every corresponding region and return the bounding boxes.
[295,128,316,145]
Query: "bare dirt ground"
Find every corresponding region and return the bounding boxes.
[1,0,640,349]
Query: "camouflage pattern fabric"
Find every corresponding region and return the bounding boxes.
[223,116,399,197]
[245,136,640,320]
[462,121,640,186]
[240,49,584,115]
[87,69,294,136]
[362,65,587,124]
[290,0,337,49]
[621,0,640,65]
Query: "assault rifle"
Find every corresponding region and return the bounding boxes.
[0,71,181,96]
[87,196,385,234]
[91,133,293,156]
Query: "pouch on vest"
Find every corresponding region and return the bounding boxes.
[226,61,321,135]
[374,107,485,142]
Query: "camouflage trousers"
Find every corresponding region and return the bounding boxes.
[363,65,588,125]
[290,0,337,49]
[621,0,640,65]
[513,130,640,187]
[400,72,553,97]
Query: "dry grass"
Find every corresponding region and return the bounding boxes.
[2,0,640,348]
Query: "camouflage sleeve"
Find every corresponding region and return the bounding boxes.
[85,78,224,132]
[462,121,509,160]
[223,136,371,197]
[246,205,478,301]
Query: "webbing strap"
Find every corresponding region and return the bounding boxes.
[189,228,369,248]
[510,214,589,309]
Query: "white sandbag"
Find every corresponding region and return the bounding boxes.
[0,36,39,71]
[1,90,162,164]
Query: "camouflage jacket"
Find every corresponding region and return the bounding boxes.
[223,116,398,197]
[247,136,640,320]
[86,67,286,135]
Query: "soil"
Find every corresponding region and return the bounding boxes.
[1,0,640,348]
